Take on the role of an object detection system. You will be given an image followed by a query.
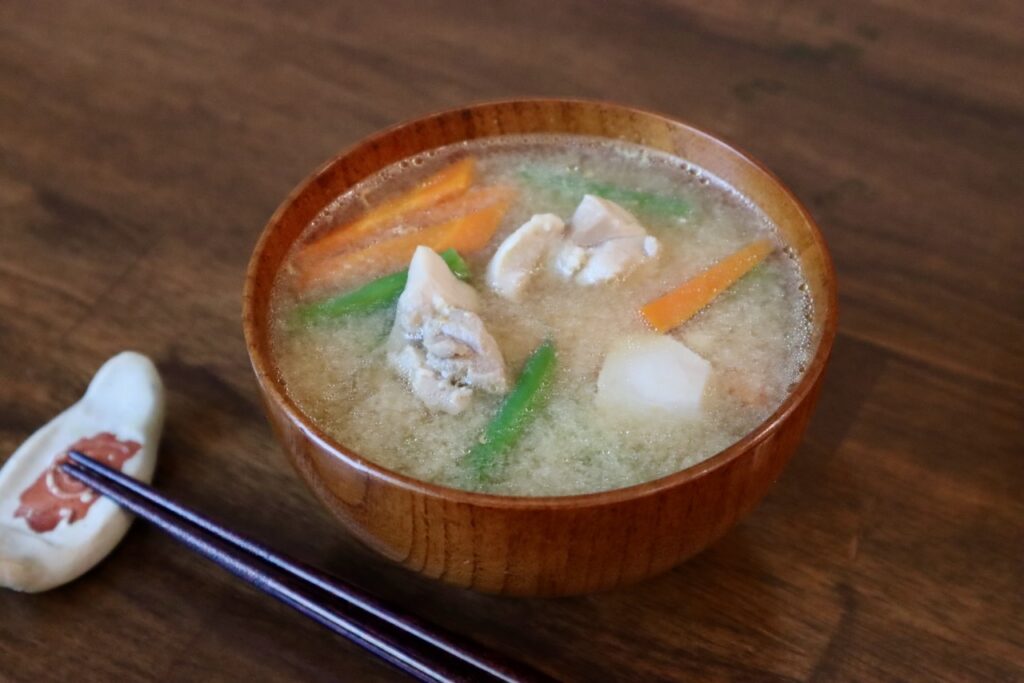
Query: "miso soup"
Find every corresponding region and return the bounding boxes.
[269,135,813,496]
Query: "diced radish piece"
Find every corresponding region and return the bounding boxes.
[596,334,711,418]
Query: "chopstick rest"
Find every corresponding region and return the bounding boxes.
[0,352,164,592]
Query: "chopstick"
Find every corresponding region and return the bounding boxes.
[61,452,554,683]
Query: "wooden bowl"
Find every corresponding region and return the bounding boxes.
[243,99,837,597]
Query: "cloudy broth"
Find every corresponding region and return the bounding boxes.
[270,135,813,496]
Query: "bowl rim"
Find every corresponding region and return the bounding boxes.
[243,97,838,511]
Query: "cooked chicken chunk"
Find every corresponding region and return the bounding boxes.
[418,310,507,393]
[558,195,660,284]
[553,242,588,279]
[486,213,565,300]
[575,235,660,285]
[394,244,479,327]
[569,194,648,246]
[388,247,508,414]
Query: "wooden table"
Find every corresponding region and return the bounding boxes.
[1,2,1021,680]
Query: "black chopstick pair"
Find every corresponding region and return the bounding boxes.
[61,452,554,683]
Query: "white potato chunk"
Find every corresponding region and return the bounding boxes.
[487,213,565,300]
[596,334,711,419]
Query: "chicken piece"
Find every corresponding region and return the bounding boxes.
[419,310,508,393]
[558,195,661,284]
[391,345,473,415]
[394,244,479,328]
[596,334,711,419]
[553,242,588,279]
[569,194,648,246]
[487,214,565,300]
[575,235,660,285]
[388,247,508,414]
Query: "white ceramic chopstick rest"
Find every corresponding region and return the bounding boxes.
[0,352,164,592]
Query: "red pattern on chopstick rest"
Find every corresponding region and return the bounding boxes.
[14,433,142,533]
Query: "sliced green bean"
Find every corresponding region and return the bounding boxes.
[466,340,557,482]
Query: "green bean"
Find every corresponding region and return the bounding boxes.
[297,248,470,325]
[466,340,557,482]
[519,168,690,217]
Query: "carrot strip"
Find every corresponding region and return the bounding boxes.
[639,239,775,333]
[299,157,476,262]
[441,187,515,253]
[294,186,514,297]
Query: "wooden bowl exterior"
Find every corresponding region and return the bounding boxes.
[243,100,837,596]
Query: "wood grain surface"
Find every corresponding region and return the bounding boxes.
[1,1,1021,681]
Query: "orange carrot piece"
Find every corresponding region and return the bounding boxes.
[294,186,514,297]
[299,157,476,262]
[440,187,515,253]
[639,239,775,333]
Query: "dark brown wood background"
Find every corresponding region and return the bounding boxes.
[1,1,1021,681]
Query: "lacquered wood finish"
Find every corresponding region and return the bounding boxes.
[243,100,838,596]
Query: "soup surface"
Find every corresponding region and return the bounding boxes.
[270,135,813,496]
